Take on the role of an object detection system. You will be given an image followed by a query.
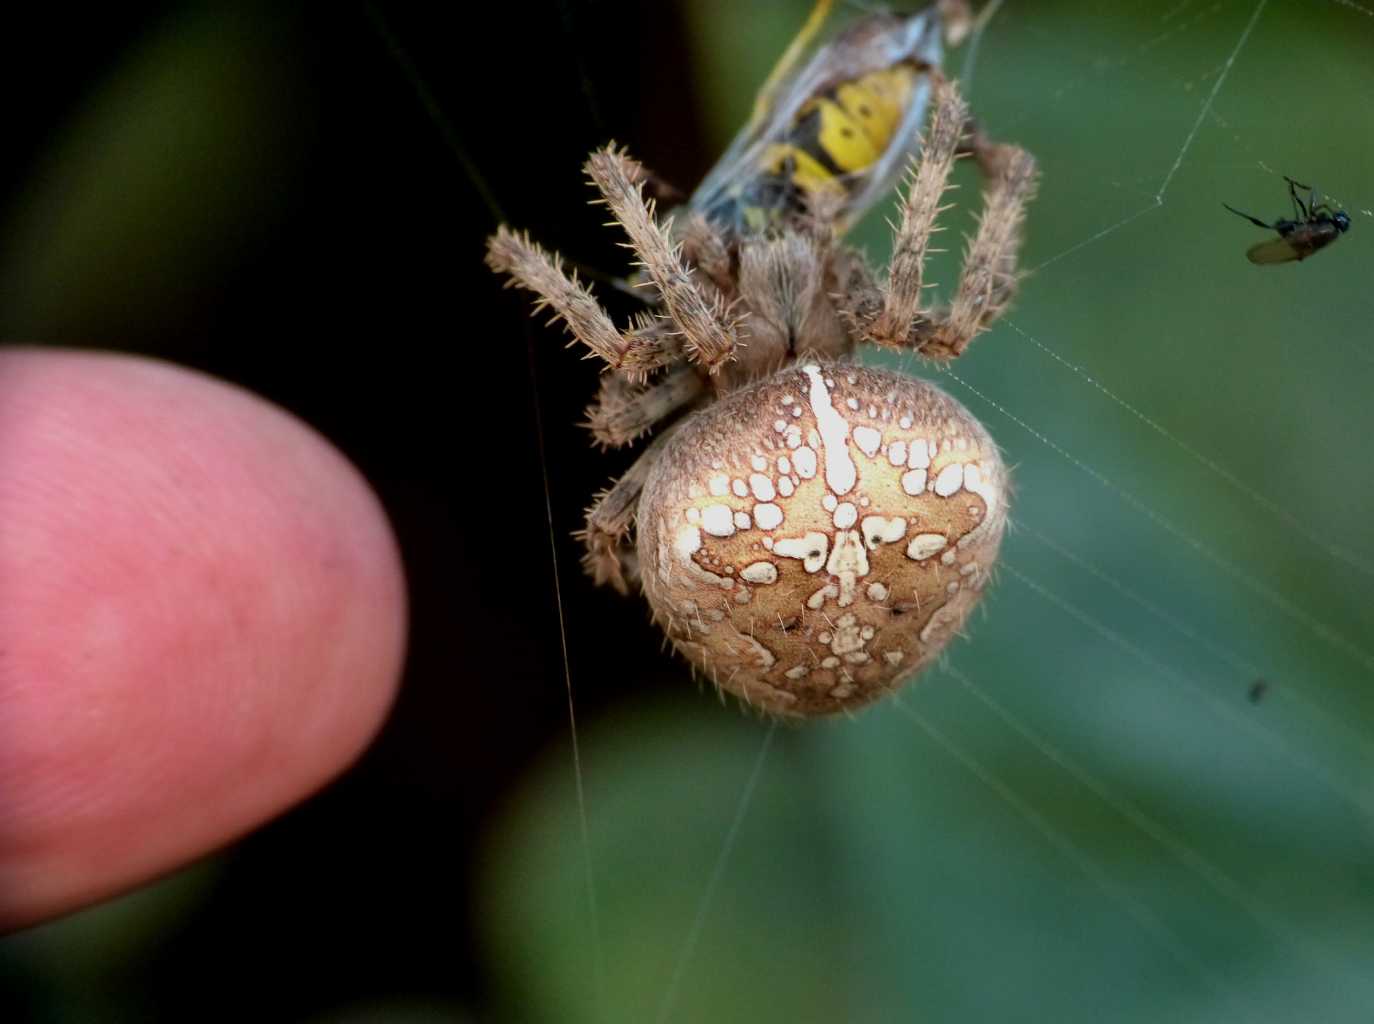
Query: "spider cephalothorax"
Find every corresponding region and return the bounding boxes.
[486,3,1037,716]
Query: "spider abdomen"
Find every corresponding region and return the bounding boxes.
[638,362,1008,717]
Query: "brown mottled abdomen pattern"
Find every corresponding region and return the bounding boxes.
[638,363,1008,717]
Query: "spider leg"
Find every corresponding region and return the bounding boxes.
[843,77,1037,361]
[576,425,680,594]
[584,363,704,449]
[585,146,742,373]
[923,128,1038,360]
[863,75,968,349]
[1222,203,1273,231]
[486,226,679,380]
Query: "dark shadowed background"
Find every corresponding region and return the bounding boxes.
[3,1,1373,1021]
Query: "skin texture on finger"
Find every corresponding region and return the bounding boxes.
[0,348,407,930]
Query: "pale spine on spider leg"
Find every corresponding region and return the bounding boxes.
[487,5,1037,716]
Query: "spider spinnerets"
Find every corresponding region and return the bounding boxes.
[486,1,1038,717]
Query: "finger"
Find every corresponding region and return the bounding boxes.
[0,348,407,930]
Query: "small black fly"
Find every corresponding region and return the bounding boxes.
[1223,176,1350,264]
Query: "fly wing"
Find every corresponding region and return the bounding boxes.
[690,6,944,235]
[1245,237,1303,264]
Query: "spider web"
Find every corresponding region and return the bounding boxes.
[491,2,1374,1021]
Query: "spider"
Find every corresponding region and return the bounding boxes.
[486,2,1038,717]
[1223,176,1351,264]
